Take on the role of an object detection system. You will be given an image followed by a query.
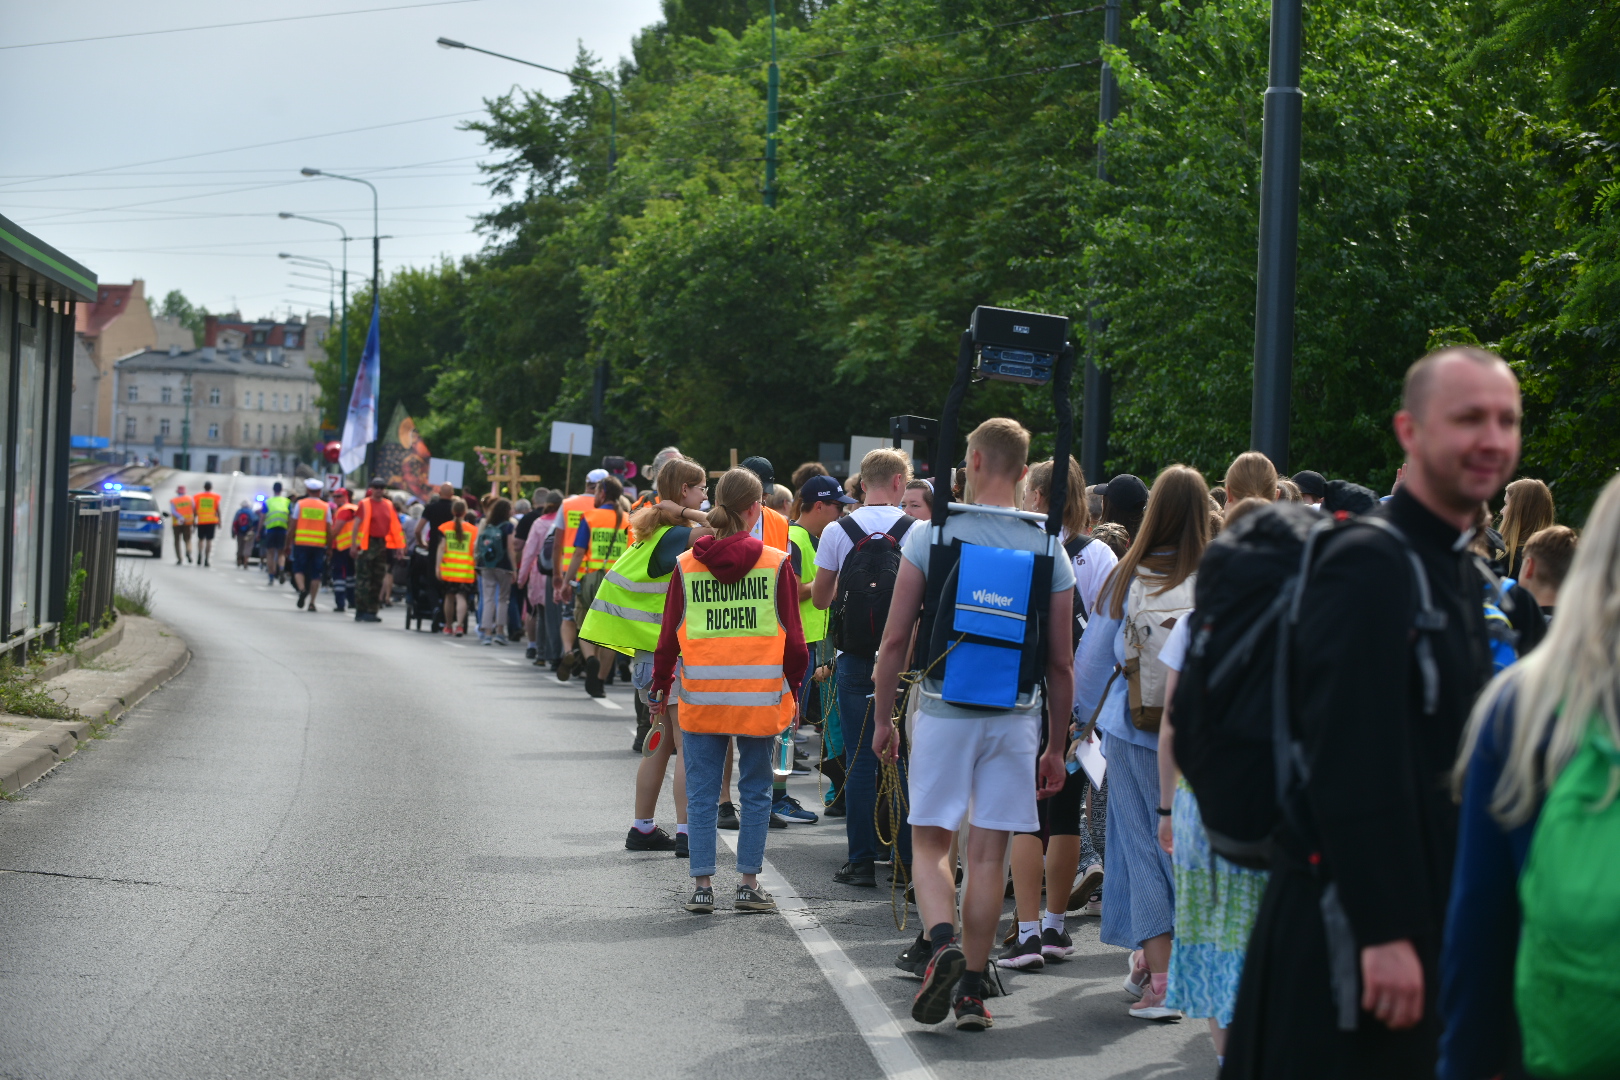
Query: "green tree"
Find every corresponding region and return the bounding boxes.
[156,288,207,341]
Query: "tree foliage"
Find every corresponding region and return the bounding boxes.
[349,0,1612,507]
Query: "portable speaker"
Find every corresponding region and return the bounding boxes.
[969,306,1070,355]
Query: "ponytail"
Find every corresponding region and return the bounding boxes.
[709,467,763,538]
[450,496,467,539]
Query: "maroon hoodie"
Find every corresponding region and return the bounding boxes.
[651,531,808,707]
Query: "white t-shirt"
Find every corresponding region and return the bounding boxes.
[1071,534,1119,620]
[814,504,910,575]
[1157,614,1193,674]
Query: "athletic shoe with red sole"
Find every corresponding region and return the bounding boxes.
[911,941,966,1025]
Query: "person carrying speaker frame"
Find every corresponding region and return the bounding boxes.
[870,417,1076,1032]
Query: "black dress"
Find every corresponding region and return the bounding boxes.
[1224,489,1494,1079]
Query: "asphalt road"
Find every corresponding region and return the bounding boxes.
[0,552,1215,1080]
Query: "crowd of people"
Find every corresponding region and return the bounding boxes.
[208,344,1615,1077]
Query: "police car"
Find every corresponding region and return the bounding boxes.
[109,483,164,557]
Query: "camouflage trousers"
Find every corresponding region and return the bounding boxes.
[356,537,390,615]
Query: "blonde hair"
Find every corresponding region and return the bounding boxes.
[631,457,705,542]
[966,417,1030,482]
[1523,524,1578,589]
[1276,478,1302,503]
[1103,465,1211,619]
[708,467,763,538]
[1499,477,1555,572]
[766,484,793,513]
[860,447,912,492]
[1026,456,1089,537]
[1222,496,1270,528]
[1224,451,1278,504]
[1456,472,1620,827]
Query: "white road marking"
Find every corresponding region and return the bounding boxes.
[718,833,938,1080]
[447,643,466,649]
[593,697,623,711]
[497,658,521,666]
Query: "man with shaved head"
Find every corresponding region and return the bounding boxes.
[1226,348,1518,1079]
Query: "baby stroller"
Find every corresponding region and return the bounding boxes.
[404,544,440,632]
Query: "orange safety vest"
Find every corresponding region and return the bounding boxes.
[332,504,358,551]
[557,493,596,579]
[170,495,195,524]
[438,520,477,582]
[581,505,630,574]
[674,545,795,737]
[761,505,789,552]
[353,497,406,551]
[193,491,221,525]
[292,497,330,547]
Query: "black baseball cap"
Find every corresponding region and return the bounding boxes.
[739,455,775,488]
[1291,470,1326,498]
[799,475,856,506]
[1104,474,1149,512]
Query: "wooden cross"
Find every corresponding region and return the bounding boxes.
[474,427,541,501]
[708,448,739,479]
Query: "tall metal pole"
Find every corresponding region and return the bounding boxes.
[1250,0,1303,470]
[1082,0,1121,484]
[278,213,351,416]
[764,0,779,208]
[181,377,192,470]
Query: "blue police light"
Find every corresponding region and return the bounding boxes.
[103,481,124,491]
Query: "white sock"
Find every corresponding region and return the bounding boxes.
[632,818,655,834]
[675,824,688,835]
[1018,919,1040,942]
[1042,910,1065,933]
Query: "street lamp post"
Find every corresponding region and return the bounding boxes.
[436,37,618,175]
[181,377,192,471]
[764,0,779,208]
[437,34,620,428]
[278,212,351,414]
[1249,0,1304,470]
[1082,0,1121,483]
[297,170,379,306]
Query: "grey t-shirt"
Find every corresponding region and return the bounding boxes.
[901,508,1075,717]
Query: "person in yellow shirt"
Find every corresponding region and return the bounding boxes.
[168,486,196,565]
[193,481,222,568]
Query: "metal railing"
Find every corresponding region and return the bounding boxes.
[70,493,120,632]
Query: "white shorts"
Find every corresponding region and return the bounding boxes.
[907,708,1040,833]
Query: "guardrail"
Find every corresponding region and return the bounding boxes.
[70,493,120,633]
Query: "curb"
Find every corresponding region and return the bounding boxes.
[0,622,190,796]
[32,618,125,682]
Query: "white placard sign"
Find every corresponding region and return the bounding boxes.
[549,421,594,458]
[428,457,466,489]
[848,435,915,470]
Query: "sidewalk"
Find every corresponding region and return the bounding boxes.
[0,615,189,795]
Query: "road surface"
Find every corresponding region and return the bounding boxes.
[0,554,1215,1079]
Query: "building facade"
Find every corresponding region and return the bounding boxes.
[73,280,157,443]
[114,338,323,475]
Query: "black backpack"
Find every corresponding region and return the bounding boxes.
[1173,502,1444,869]
[832,515,915,658]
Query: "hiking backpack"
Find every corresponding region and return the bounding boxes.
[831,516,915,658]
[475,524,505,569]
[1515,719,1620,1077]
[1171,502,1445,870]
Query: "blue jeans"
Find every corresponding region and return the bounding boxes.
[838,653,911,866]
[682,731,772,879]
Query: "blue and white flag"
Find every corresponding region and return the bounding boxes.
[338,297,380,475]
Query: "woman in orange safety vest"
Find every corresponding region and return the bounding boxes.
[649,466,807,916]
[435,496,477,637]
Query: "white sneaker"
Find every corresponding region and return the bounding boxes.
[1069,863,1105,912]
[1083,892,1103,918]
[1123,950,1150,999]
[1129,980,1183,1021]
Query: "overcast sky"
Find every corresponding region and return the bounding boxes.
[0,0,662,320]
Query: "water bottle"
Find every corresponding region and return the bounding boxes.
[772,728,796,777]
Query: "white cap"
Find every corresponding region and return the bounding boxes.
[585,468,610,483]
[304,478,324,491]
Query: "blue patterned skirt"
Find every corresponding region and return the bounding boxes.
[1167,779,1270,1026]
